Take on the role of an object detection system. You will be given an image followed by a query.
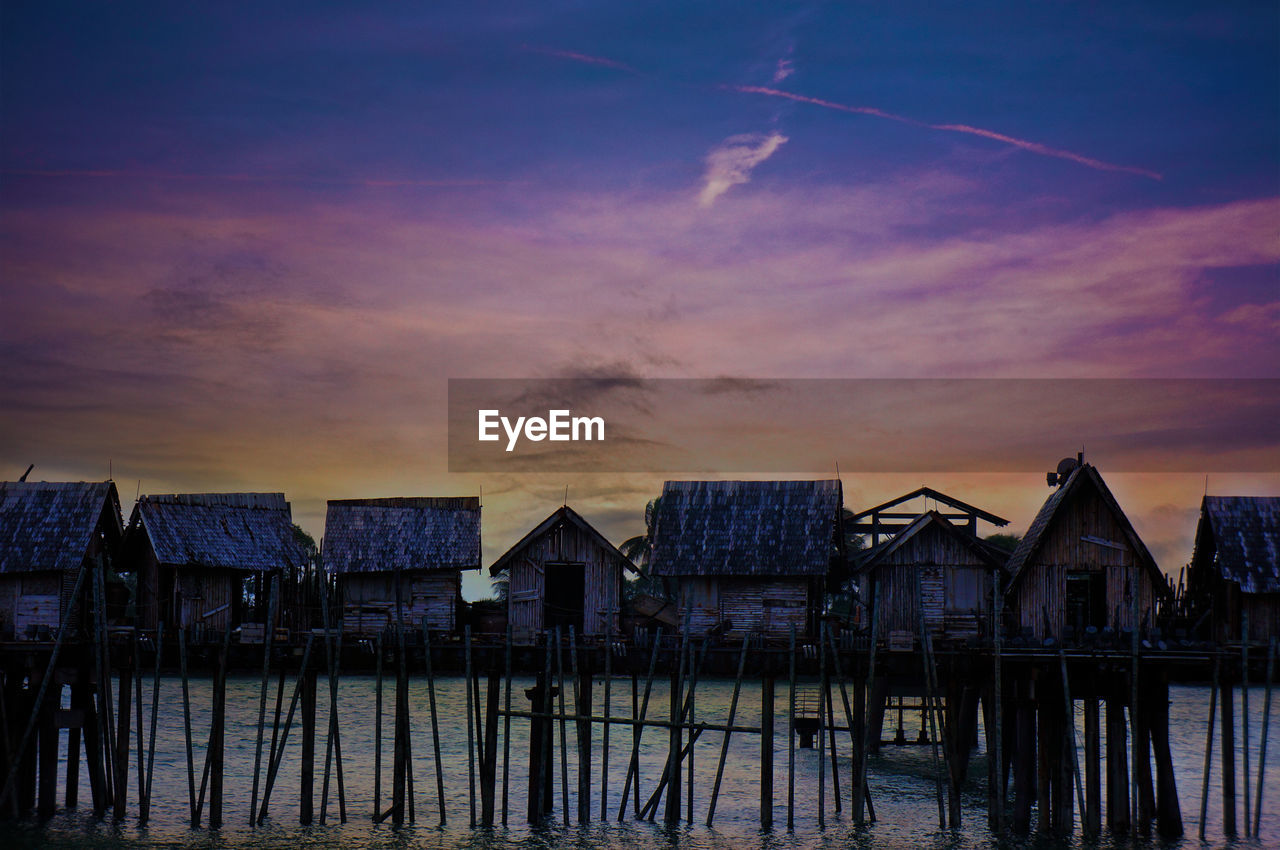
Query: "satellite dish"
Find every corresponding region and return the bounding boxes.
[1056,457,1079,480]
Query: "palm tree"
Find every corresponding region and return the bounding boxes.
[620,497,669,602]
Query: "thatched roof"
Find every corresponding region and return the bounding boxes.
[131,492,305,572]
[0,481,122,574]
[649,480,841,577]
[488,504,633,576]
[324,497,480,574]
[1194,496,1280,594]
[1006,464,1167,595]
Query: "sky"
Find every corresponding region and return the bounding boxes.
[2,2,1278,598]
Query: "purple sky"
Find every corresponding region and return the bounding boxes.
[2,3,1277,597]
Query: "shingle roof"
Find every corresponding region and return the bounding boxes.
[1006,464,1167,594]
[132,492,305,572]
[323,497,480,574]
[649,480,841,577]
[488,504,634,576]
[1198,496,1280,594]
[0,481,122,574]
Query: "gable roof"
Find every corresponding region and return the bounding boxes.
[853,510,1009,574]
[1195,496,1280,594]
[131,492,305,572]
[849,487,1009,526]
[488,504,634,576]
[323,496,480,574]
[0,481,123,574]
[1006,464,1168,595]
[649,479,841,577]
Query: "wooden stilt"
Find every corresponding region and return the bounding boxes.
[36,676,56,819]
[113,648,131,820]
[817,623,827,828]
[299,665,316,825]
[374,632,383,821]
[1198,653,1218,839]
[917,573,948,829]
[1012,680,1035,834]
[1083,696,1101,835]
[481,671,499,827]
[465,625,477,828]
[503,622,513,826]
[787,624,796,830]
[141,625,163,825]
[991,573,1004,832]
[618,628,661,821]
[761,674,775,829]
[600,630,610,822]
[1057,647,1084,834]
[258,634,314,825]
[1149,672,1182,837]
[856,583,881,823]
[662,630,685,825]
[250,578,278,827]
[421,622,446,825]
[1242,614,1251,836]
[707,632,750,826]
[1221,667,1237,836]
[207,628,229,830]
[1106,689,1130,834]
[179,628,196,823]
[554,627,569,826]
[66,682,81,810]
[569,628,591,824]
[1254,637,1274,839]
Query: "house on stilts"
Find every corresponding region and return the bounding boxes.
[1005,457,1171,642]
[125,492,306,638]
[323,497,480,637]
[1186,495,1279,643]
[489,504,635,643]
[648,479,844,641]
[0,480,124,640]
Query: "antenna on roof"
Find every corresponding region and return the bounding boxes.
[1204,475,1209,497]
[564,485,569,507]
[19,464,33,482]
[109,459,113,481]
[136,480,142,501]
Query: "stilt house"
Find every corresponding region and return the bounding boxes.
[489,505,635,642]
[1187,495,1279,642]
[1005,460,1170,641]
[854,509,1009,643]
[0,480,124,640]
[648,480,843,640]
[324,497,480,636]
[126,492,305,635]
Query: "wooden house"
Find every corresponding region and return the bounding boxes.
[0,480,124,640]
[489,505,635,643]
[126,492,306,634]
[848,486,1010,547]
[1187,496,1279,643]
[324,497,479,636]
[1006,461,1170,641]
[854,510,1009,643]
[648,480,843,640]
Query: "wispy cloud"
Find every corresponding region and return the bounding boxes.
[1,168,513,188]
[729,85,1162,180]
[698,132,789,206]
[523,46,636,73]
[773,57,794,83]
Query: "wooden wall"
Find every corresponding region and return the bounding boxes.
[867,524,996,640]
[341,570,460,635]
[1012,485,1161,640]
[170,569,241,633]
[505,520,625,642]
[675,576,812,639]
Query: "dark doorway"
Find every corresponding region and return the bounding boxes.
[1065,571,1107,634]
[544,561,585,634]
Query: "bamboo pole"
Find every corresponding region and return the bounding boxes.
[600,628,611,821]
[464,624,477,828]
[140,625,163,824]
[826,625,863,819]
[618,627,662,821]
[250,576,279,827]
[177,628,195,822]
[992,572,1004,832]
[787,624,796,830]
[1130,592,1140,837]
[1242,614,1251,836]
[706,632,751,826]
[554,626,569,825]
[1254,636,1274,839]
[134,631,144,820]
[916,570,946,829]
[855,582,881,825]
[1198,653,1218,839]
[569,626,590,824]
[257,634,315,825]
[374,632,383,821]
[421,621,446,825]
[1058,645,1085,834]
[818,623,827,828]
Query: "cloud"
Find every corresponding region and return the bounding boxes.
[773,57,794,83]
[729,85,1162,180]
[523,46,636,73]
[697,132,789,206]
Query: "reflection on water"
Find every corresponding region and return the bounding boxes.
[1,678,1275,849]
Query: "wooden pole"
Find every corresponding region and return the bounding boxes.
[207,626,229,829]
[618,627,662,821]
[554,627,569,825]
[1254,636,1275,839]
[761,674,775,829]
[465,624,477,828]
[318,576,347,824]
[299,663,317,825]
[1012,680,1035,834]
[707,632,751,826]
[134,631,143,821]
[374,632,383,821]
[992,572,1005,832]
[855,582,880,825]
[36,672,56,819]
[1222,664,1237,835]
[250,577,279,826]
[1083,696,1101,835]
[662,624,689,825]
[1058,646,1085,833]
[179,628,196,823]
[917,571,947,828]
[600,627,611,822]
[787,624,796,830]
[817,623,827,828]
[1130,593,1140,838]
[1242,613,1251,836]
[1106,688,1130,834]
[421,621,446,825]
[1149,672,1183,837]
[481,670,499,827]
[826,626,862,820]
[1198,653,1218,839]
[258,633,314,825]
[141,625,163,825]
[569,627,590,824]
[502,621,513,826]
[65,680,81,810]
